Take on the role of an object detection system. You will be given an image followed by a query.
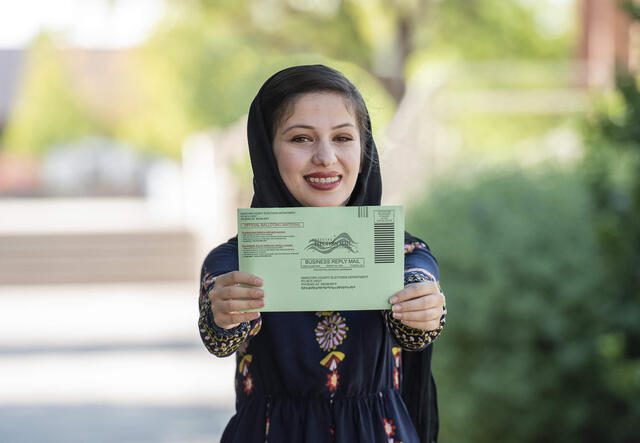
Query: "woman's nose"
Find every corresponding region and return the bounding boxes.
[312,139,337,166]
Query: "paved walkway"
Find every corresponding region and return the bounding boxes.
[0,282,236,442]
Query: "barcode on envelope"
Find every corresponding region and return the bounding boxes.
[358,207,369,218]
[374,223,394,263]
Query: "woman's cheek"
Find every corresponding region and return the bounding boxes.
[345,149,361,177]
[276,149,302,181]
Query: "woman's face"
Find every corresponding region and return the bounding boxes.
[272,92,361,207]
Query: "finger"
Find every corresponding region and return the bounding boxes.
[215,311,261,326]
[221,297,265,313]
[401,319,440,331]
[390,281,439,303]
[219,285,264,300]
[212,294,264,314]
[215,271,263,288]
[392,294,442,312]
[392,306,442,322]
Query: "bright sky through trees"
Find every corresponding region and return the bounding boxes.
[0,0,575,49]
[0,0,166,48]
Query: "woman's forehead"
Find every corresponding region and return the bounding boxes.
[281,92,356,126]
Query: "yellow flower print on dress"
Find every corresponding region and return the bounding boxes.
[320,351,345,371]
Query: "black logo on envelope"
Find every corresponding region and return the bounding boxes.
[305,233,358,254]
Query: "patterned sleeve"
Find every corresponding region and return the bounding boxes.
[383,241,447,351]
[198,268,262,358]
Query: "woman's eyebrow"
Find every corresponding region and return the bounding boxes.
[282,123,355,134]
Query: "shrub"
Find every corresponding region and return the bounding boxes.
[407,167,618,442]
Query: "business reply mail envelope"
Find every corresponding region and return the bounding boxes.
[237,206,404,311]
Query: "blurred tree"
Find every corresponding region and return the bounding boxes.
[1,0,576,158]
[2,34,100,155]
[422,0,574,62]
[166,0,574,102]
[163,0,420,102]
[118,0,399,158]
[407,168,612,442]
[124,0,574,157]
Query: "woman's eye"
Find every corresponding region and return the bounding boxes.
[291,135,312,143]
[335,135,354,142]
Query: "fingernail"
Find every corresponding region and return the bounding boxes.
[389,296,397,303]
[392,305,400,312]
[254,289,264,297]
[254,278,263,285]
[393,312,402,319]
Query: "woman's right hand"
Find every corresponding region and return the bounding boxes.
[208,271,265,329]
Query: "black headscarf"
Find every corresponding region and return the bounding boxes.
[247,65,382,208]
[246,64,438,442]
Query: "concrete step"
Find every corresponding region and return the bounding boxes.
[0,283,236,407]
[0,231,196,284]
[0,198,199,284]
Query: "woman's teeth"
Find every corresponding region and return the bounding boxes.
[306,176,340,184]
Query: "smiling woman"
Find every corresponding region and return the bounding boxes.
[197,65,446,443]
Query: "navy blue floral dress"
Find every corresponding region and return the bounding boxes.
[198,238,446,443]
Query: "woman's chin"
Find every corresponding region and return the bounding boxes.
[299,195,349,207]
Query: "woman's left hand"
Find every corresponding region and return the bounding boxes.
[389,271,445,331]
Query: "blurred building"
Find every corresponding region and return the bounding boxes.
[0,49,24,136]
[0,47,148,197]
[0,48,196,284]
[581,0,640,87]
[41,136,149,197]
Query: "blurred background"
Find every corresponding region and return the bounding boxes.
[0,0,639,441]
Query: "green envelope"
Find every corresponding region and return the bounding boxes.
[237,206,404,311]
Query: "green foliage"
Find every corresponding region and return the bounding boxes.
[115,21,275,158]
[121,9,396,158]
[2,34,100,155]
[167,0,379,72]
[133,0,574,158]
[406,167,632,441]
[581,65,640,441]
[451,113,573,158]
[1,0,577,158]
[620,0,640,20]
[423,0,575,61]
